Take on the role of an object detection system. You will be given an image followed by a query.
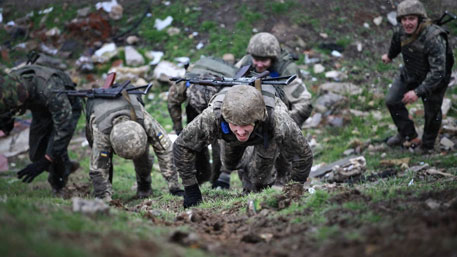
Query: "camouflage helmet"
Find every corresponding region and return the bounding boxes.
[110,120,147,159]
[247,32,281,59]
[222,85,266,126]
[0,75,28,115]
[396,0,427,21]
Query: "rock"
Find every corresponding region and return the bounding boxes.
[174,57,190,67]
[440,137,454,149]
[77,6,91,17]
[109,65,150,82]
[39,43,58,55]
[314,92,346,113]
[319,33,328,39]
[109,4,123,20]
[76,56,94,72]
[304,113,322,128]
[223,53,235,65]
[425,198,440,210]
[387,11,397,26]
[356,41,363,52]
[313,64,325,74]
[373,16,383,26]
[72,197,109,215]
[304,54,320,64]
[167,27,180,36]
[124,46,145,66]
[327,115,344,127]
[196,41,204,50]
[35,54,67,70]
[343,149,355,156]
[153,61,185,82]
[363,22,370,29]
[155,16,173,31]
[325,70,347,81]
[441,98,451,116]
[145,51,163,65]
[320,82,362,95]
[92,43,118,63]
[126,35,140,45]
[45,27,61,37]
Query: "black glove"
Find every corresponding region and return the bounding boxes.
[17,157,51,183]
[183,184,202,208]
[0,117,14,135]
[169,188,185,197]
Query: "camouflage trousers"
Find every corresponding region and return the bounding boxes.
[221,140,283,193]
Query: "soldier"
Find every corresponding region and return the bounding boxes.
[213,32,314,188]
[85,85,183,201]
[167,56,238,186]
[382,0,454,153]
[236,32,313,127]
[0,65,81,193]
[174,85,313,208]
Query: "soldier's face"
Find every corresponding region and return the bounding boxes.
[401,15,419,34]
[228,123,254,142]
[252,57,272,73]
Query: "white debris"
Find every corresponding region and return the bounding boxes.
[363,22,370,29]
[196,41,204,50]
[154,16,173,31]
[440,137,454,149]
[325,70,347,81]
[153,61,186,81]
[356,41,363,52]
[373,16,383,26]
[95,0,119,13]
[39,43,58,55]
[94,42,116,57]
[92,43,118,63]
[109,3,123,20]
[320,82,362,95]
[331,50,342,58]
[319,33,328,39]
[126,35,140,45]
[45,27,61,37]
[38,7,53,15]
[441,98,451,116]
[313,64,325,74]
[387,11,398,26]
[174,56,190,66]
[304,54,320,64]
[145,51,164,65]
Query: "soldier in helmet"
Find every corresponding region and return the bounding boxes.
[237,32,313,126]
[168,56,238,186]
[85,86,183,201]
[382,0,454,153]
[173,85,313,208]
[0,65,81,193]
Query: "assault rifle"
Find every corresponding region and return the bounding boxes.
[435,10,457,26]
[53,80,153,98]
[170,71,297,88]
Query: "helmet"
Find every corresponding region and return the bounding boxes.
[247,32,281,59]
[110,120,147,159]
[0,75,28,115]
[222,85,266,126]
[396,0,427,21]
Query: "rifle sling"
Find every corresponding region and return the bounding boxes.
[122,90,138,122]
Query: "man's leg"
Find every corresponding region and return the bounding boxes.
[133,148,153,198]
[422,86,447,149]
[385,75,418,143]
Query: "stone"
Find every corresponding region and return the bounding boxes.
[373,16,383,26]
[313,64,325,74]
[320,82,362,95]
[124,46,145,66]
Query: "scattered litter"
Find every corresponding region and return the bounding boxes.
[145,51,164,65]
[155,16,173,31]
[38,7,53,15]
[196,41,204,50]
[331,50,342,58]
[95,0,119,13]
[408,178,414,186]
[308,187,316,194]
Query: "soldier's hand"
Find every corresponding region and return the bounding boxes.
[402,90,419,104]
[17,157,51,183]
[0,117,15,136]
[382,54,392,64]
[183,184,202,208]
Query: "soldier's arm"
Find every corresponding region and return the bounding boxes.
[275,102,313,183]
[143,111,179,188]
[45,76,80,160]
[414,35,447,98]
[387,27,402,60]
[282,63,313,125]
[167,82,187,134]
[173,107,218,186]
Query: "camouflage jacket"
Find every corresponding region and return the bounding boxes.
[173,95,313,187]
[8,65,81,159]
[236,51,313,125]
[387,22,451,97]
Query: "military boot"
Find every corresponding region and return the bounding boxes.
[137,183,152,199]
[386,134,405,147]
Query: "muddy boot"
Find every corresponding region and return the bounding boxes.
[386,134,405,147]
[137,183,152,199]
[212,172,230,190]
[403,137,421,149]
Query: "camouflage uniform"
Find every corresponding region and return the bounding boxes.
[385,6,453,149]
[236,51,313,128]
[174,86,313,193]
[2,65,81,190]
[167,57,238,184]
[86,93,180,199]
